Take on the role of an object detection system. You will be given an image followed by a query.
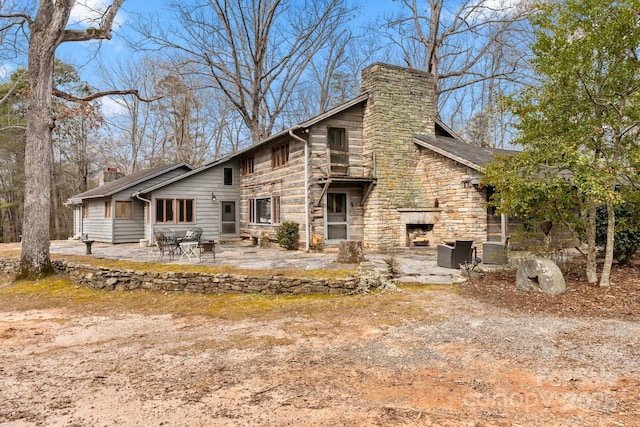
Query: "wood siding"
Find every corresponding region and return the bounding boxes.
[239,103,366,246]
[149,161,241,242]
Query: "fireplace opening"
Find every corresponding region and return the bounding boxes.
[406,224,434,247]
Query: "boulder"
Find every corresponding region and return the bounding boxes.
[516,258,566,294]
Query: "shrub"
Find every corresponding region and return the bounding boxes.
[276,221,299,250]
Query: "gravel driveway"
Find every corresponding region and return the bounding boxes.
[1,284,638,426]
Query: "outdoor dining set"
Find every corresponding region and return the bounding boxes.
[153,227,215,262]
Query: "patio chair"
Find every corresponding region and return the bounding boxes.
[182,227,203,243]
[176,227,203,258]
[437,240,474,269]
[154,229,177,261]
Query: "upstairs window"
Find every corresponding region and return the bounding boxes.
[272,143,289,168]
[328,127,348,174]
[224,167,233,185]
[241,157,254,175]
[328,127,347,151]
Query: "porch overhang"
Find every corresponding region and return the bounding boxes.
[316,177,377,207]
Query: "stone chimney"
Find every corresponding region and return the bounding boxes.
[360,63,437,248]
[98,167,125,186]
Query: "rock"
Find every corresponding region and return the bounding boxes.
[516,258,566,294]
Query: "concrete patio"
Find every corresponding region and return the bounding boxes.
[50,239,466,285]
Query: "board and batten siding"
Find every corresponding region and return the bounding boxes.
[150,161,241,242]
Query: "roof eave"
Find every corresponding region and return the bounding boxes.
[413,136,483,171]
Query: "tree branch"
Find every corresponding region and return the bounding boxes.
[61,0,124,43]
[53,88,160,103]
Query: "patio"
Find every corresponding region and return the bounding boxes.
[50,239,463,285]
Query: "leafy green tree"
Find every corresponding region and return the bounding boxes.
[484,0,640,286]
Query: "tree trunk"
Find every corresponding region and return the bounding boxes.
[336,240,365,264]
[18,17,57,278]
[599,197,615,287]
[17,0,123,278]
[584,201,598,284]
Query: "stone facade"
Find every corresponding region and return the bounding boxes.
[416,148,488,257]
[361,63,438,249]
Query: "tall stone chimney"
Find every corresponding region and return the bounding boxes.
[98,167,125,186]
[361,63,437,248]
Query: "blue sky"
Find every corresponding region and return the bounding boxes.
[44,0,398,115]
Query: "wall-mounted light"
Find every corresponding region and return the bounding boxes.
[211,193,217,202]
[462,178,480,189]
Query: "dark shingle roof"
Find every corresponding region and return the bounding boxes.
[66,163,193,203]
[413,135,517,170]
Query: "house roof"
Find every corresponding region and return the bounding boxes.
[229,93,370,158]
[66,162,193,204]
[136,156,233,194]
[413,134,517,171]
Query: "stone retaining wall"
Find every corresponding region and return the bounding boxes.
[0,259,361,295]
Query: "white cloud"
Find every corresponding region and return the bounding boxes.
[69,0,127,29]
[469,0,525,19]
[97,96,128,117]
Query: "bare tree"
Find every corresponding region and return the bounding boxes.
[98,56,245,172]
[0,0,129,278]
[136,0,357,145]
[382,0,534,144]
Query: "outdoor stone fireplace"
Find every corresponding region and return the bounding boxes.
[398,208,441,247]
[406,224,434,247]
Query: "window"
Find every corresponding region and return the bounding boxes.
[241,156,254,175]
[224,167,233,185]
[328,127,348,174]
[328,127,347,150]
[155,198,194,223]
[115,201,133,219]
[155,199,174,223]
[249,196,280,224]
[176,199,194,223]
[104,200,111,218]
[82,203,88,219]
[272,143,289,168]
[272,196,281,224]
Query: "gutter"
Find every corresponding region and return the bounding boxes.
[289,128,310,252]
[133,191,153,243]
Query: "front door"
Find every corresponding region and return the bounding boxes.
[221,201,236,234]
[325,192,348,241]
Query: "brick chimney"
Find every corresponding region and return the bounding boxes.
[98,167,125,186]
[360,63,437,248]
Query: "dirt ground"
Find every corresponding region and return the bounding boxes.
[1,257,639,426]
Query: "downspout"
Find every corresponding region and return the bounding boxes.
[133,191,153,243]
[289,129,310,252]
